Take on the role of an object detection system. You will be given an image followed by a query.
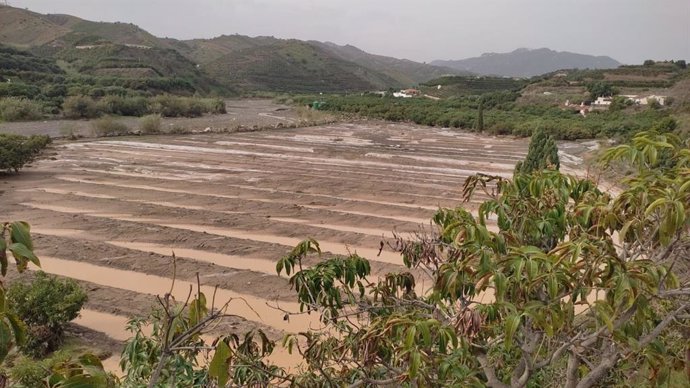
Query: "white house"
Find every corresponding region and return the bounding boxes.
[623,94,667,106]
[593,97,612,106]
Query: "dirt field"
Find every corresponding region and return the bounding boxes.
[1,120,592,372]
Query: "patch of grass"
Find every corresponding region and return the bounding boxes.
[139,113,162,134]
[92,116,129,136]
[296,105,333,123]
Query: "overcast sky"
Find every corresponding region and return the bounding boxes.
[9,0,690,64]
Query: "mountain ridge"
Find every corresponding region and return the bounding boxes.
[432,48,621,78]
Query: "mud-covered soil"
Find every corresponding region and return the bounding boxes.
[0,120,591,373]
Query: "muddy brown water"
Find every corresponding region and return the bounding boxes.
[1,121,592,370]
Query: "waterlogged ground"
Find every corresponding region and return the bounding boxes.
[1,121,590,371]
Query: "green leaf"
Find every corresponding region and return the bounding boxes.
[547,275,558,300]
[419,321,431,346]
[276,258,284,275]
[209,340,231,387]
[10,221,32,251]
[504,314,521,349]
[0,239,7,276]
[58,375,100,388]
[405,326,416,349]
[409,350,421,379]
[9,242,40,269]
[494,273,507,301]
[6,312,25,346]
[79,353,103,368]
[0,320,12,364]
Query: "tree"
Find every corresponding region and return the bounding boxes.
[475,98,485,131]
[608,95,631,112]
[514,128,560,174]
[586,81,616,100]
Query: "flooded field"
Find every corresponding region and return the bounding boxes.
[0,121,567,370]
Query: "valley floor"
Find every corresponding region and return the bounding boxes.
[1,121,590,374]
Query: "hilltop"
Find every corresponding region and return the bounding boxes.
[433,48,621,78]
[0,5,467,94]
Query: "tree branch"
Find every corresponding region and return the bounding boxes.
[477,351,509,388]
[564,352,580,388]
[637,302,690,349]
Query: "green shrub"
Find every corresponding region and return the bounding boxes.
[0,83,41,99]
[653,117,678,132]
[139,113,162,134]
[0,97,44,121]
[150,95,215,118]
[8,351,117,387]
[208,98,227,114]
[0,134,51,172]
[100,95,149,117]
[7,272,87,357]
[9,356,48,387]
[92,116,129,137]
[62,95,99,119]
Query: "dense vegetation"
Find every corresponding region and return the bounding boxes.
[420,76,527,98]
[60,94,226,119]
[307,93,679,140]
[0,45,226,121]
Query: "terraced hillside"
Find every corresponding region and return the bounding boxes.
[1,5,466,94]
[202,40,402,93]
[0,123,589,371]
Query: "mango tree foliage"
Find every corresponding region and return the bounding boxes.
[0,221,39,365]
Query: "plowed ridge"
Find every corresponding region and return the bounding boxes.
[3,122,531,359]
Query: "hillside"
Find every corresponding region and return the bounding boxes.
[176,36,463,91]
[433,48,621,78]
[0,5,219,95]
[515,60,690,108]
[201,40,401,93]
[173,35,279,66]
[1,5,460,93]
[0,5,70,47]
[309,42,469,86]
